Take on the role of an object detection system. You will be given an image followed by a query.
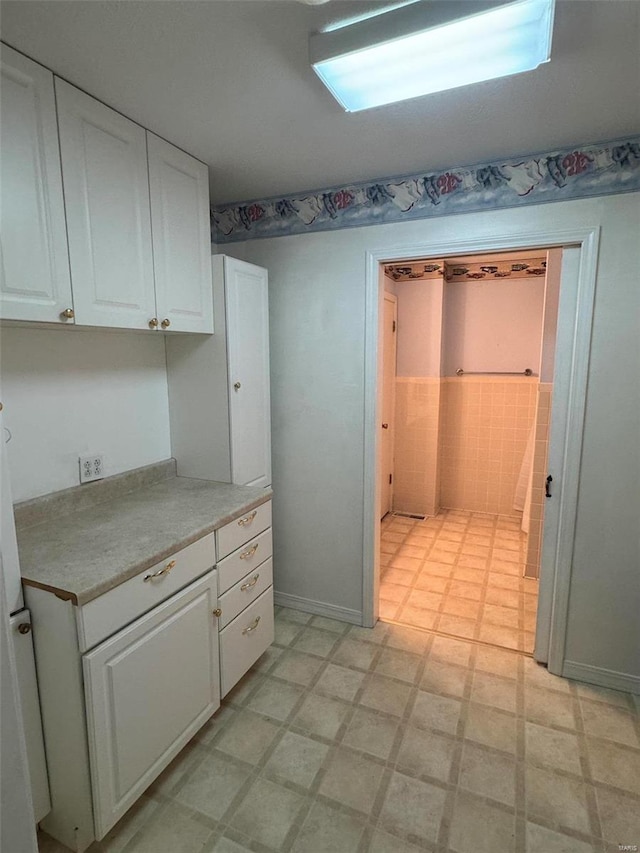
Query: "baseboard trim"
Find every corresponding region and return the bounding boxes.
[274,591,362,625]
[562,660,640,695]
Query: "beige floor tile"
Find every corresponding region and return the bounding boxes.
[264,730,329,789]
[246,678,305,721]
[368,828,425,853]
[429,548,458,564]
[390,556,423,571]
[406,588,443,611]
[449,790,516,853]
[525,821,595,853]
[396,725,456,782]
[319,749,385,814]
[464,703,517,754]
[453,566,487,584]
[271,650,325,686]
[478,623,521,650]
[125,802,214,853]
[487,572,521,590]
[379,582,410,603]
[438,614,477,639]
[379,771,447,844]
[580,699,640,746]
[292,628,340,658]
[525,765,592,834]
[575,682,634,710]
[475,645,520,679]
[524,722,583,775]
[383,567,416,586]
[375,647,421,683]
[482,603,520,628]
[398,545,427,559]
[441,595,481,620]
[525,687,577,729]
[174,752,250,821]
[460,544,491,558]
[293,692,350,740]
[595,785,640,846]
[384,623,432,653]
[315,663,366,701]
[421,560,454,577]
[490,558,523,574]
[448,581,483,601]
[458,742,516,806]
[342,706,399,760]
[471,671,517,713]
[359,674,412,717]
[457,556,489,572]
[274,620,304,647]
[215,710,281,765]
[347,622,389,645]
[523,658,571,693]
[290,801,365,853]
[413,572,449,593]
[397,605,439,630]
[430,635,473,667]
[379,600,401,620]
[586,737,640,795]
[229,777,306,849]
[410,689,462,735]
[332,637,379,671]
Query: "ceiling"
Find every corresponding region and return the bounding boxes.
[2,0,639,205]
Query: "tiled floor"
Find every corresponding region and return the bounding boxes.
[39,608,640,853]
[380,510,537,653]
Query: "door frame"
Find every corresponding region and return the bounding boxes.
[362,227,600,678]
[379,292,397,519]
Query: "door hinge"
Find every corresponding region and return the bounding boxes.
[392,320,396,332]
[389,474,393,485]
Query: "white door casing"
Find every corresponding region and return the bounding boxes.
[0,45,73,323]
[380,294,397,518]
[147,133,213,333]
[363,228,599,681]
[55,79,157,329]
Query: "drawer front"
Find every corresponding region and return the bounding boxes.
[217,527,272,594]
[77,533,215,651]
[218,558,273,629]
[219,586,274,697]
[216,500,271,561]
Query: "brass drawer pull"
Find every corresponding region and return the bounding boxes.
[240,543,259,561]
[144,559,176,581]
[240,574,260,592]
[242,616,261,635]
[237,511,257,527]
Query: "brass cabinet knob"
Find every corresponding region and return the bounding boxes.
[60,308,75,320]
[161,318,171,329]
[149,317,159,329]
[212,608,222,618]
[17,623,32,635]
[381,423,389,429]
[233,382,241,391]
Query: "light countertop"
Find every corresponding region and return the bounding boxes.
[17,476,272,605]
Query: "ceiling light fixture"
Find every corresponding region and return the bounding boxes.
[310,0,555,112]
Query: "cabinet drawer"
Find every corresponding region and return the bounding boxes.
[216,500,271,561]
[219,587,274,697]
[217,527,272,595]
[77,533,215,651]
[218,558,273,629]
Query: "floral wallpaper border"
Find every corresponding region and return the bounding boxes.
[211,135,640,243]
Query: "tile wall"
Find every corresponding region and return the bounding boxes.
[440,377,538,517]
[393,378,441,517]
[525,385,552,578]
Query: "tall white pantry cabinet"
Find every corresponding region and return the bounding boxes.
[166,255,272,489]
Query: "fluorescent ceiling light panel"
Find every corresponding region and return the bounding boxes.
[310,0,555,112]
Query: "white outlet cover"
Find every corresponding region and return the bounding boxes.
[79,454,104,484]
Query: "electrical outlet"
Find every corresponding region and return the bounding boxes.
[79,454,104,484]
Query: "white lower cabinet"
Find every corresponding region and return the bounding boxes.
[220,587,274,697]
[83,573,219,839]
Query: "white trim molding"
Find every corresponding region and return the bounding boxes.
[274,591,362,625]
[562,660,640,696]
[362,227,601,687]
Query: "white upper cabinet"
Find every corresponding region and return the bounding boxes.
[0,45,74,323]
[55,79,157,330]
[147,134,213,334]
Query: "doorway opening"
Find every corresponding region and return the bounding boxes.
[377,247,561,654]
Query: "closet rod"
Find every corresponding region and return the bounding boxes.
[455,368,535,376]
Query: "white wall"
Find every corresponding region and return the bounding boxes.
[442,276,545,376]
[396,279,444,378]
[0,328,171,502]
[233,192,640,683]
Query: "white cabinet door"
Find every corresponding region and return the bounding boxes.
[55,80,157,330]
[83,573,219,839]
[10,611,51,823]
[0,46,73,323]
[147,134,213,334]
[225,257,272,487]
